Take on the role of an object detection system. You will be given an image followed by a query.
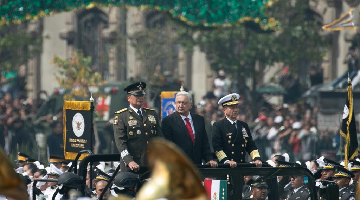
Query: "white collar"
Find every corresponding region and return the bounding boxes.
[130,105,142,114]
[225,117,237,124]
[293,185,303,193]
[180,113,192,121]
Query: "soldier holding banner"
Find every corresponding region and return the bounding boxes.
[113,82,163,172]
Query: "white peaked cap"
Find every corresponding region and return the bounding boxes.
[47,164,63,176]
[316,156,325,167]
[305,161,312,170]
[96,163,105,172]
[266,160,276,167]
[34,161,44,169]
[282,153,290,162]
[218,93,240,106]
[15,167,23,174]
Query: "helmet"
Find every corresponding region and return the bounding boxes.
[114,172,139,188]
[57,172,83,189]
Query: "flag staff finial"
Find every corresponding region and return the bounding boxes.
[348,72,351,84]
[180,85,184,92]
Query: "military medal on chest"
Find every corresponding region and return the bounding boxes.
[128,119,137,126]
[148,115,156,124]
[242,127,248,137]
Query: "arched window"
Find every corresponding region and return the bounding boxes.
[77,9,109,80]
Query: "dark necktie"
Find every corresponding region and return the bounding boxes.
[185,118,195,143]
[233,122,237,129]
[137,110,142,119]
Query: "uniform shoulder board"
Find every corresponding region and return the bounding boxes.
[115,108,127,114]
[143,107,155,111]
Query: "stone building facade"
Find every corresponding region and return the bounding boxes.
[25,1,359,103]
[25,7,213,103]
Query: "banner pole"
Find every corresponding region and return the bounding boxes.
[90,94,94,153]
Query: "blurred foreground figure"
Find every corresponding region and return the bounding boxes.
[0,147,28,200]
[110,139,208,200]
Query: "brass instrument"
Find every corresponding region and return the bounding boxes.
[0,148,28,200]
[110,139,208,200]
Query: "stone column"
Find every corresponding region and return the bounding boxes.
[26,19,42,98]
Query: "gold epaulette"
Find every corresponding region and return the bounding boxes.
[115,108,127,114]
[143,107,155,111]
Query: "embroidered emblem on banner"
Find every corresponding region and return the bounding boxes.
[128,119,137,126]
[242,128,249,137]
[72,113,85,137]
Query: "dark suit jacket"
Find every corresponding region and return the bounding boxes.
[161,112,213,165]
[212,118,259,163]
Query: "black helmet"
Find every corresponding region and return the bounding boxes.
[114,172,139,188]
[57,172,83,189]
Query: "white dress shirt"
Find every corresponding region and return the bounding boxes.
[225,117,237,128]
[130,105,142,116]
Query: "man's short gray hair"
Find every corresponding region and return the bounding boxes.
[176,91,193,103]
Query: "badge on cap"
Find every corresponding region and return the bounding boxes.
[231,95,237,101]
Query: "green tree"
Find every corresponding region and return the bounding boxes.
[52,51,106,100]
[0,24,44,71]
[175,0,326,118]
[118,14,180,104]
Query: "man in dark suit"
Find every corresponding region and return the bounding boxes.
[162,91,217,167]
[212,93,262,168]
[113,82,163,172]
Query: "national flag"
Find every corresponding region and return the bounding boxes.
[340,78,359,169]
[204,179,227,200]
[322,9,357,31]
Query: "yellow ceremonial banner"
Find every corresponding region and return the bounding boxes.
[322,9,357,31]
[63,101,92,160]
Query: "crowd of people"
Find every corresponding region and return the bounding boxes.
[1,65,359,200]
[6,150,360,200]
[196,92,336,163]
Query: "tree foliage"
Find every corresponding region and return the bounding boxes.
[128,26,176,81]
[177,0,327,92]
[0,24,44,71]
[52,51,106,100]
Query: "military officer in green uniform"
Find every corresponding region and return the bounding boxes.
[113,82,163,172]
[212,93,262,167]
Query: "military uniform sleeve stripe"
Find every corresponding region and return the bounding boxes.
[215,150,227,162]
[250,150,260,160]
